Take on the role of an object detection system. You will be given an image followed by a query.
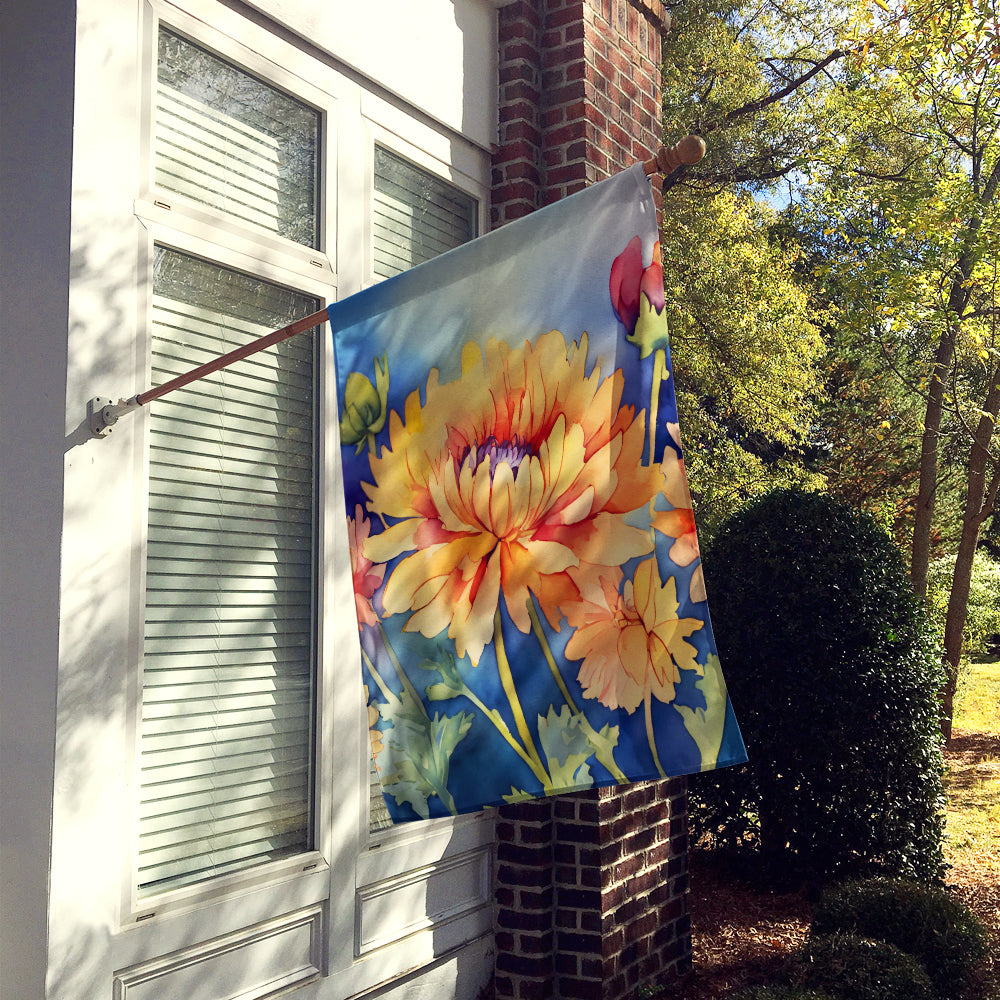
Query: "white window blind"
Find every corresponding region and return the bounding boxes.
[138,248,319,895]
[156,27,320,248]
[372,145,477,280]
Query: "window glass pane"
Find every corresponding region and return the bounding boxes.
[138,247,318,895]
[156,28,320,248]
[372,146,477,279]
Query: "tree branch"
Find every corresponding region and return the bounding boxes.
[704,49,847,133]
[852,165,919,183]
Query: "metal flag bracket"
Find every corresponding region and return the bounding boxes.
[85,306,330,438]
[88,395,140,438]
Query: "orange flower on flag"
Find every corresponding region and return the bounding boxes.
[653,447,698,566]
[348,504,386,628]
[651,424,706,602]
[564,559,703,713]
[361,330,665,665]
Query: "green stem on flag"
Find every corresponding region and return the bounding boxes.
[436,784,459,816]
[378,620,424,709]
[454,681,549,781]
[372,618,550,791]
[648,347,668,464]
[527,597,579,715]
[527,595,628,785]
[365,638,460,817]
[494,608,552,792]
[361,647,399,708]
[645,691,667,778]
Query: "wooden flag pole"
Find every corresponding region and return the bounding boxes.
[87,307,330,437]
[88,137,705,437]
[642,134,706,176]
[137,307,330,406]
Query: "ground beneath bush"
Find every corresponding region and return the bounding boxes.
[671,849,814,999]
[670,733,1000,1000]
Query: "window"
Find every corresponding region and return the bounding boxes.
[118,6,493,991]
[139,248,319,895]
[53,0,499,993]
[372,145,478,279]
[136,25,324,898]
[155,28,320,247]
[366,145,480,833]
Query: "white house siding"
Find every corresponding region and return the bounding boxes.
[242,0,499,153]
[0,1,77,996]
[0,1,499,998]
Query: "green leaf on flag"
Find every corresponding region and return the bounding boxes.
[673,654,727,771]
[379,687,473,817]
[537,705,594,790]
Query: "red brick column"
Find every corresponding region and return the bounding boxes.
[491,3,691,998]
[493,1,544,226]
[492,0,668,226]
[495,799,556,1000]
[494,784,691,1000]
[551,784,691,997]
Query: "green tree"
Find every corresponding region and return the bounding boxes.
[804,0,1000,736]
[662,188,825,534]
[781,204,962,548]
[661,0,1000,738]
[661,0,854,195]
[658,0,844,532]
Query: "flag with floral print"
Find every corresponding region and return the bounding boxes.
[329,164,747,821]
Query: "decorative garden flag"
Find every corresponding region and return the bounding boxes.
[330,164,747,822]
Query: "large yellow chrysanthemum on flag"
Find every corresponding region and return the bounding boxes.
[362,330,666,665]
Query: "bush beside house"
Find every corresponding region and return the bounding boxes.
[810,878,988,999]
[730,878,988,1000]
[690,488,946,883]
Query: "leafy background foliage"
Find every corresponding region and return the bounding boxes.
[927,550,1000,658]
[658,0,1000,741]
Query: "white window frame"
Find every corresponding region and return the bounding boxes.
[362,115,486,290]
[122,225,338,925]
[333,89,497,999]
[122,0,341,933]
[354,114,492,878]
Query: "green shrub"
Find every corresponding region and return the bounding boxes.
[811,878,988,999]
[690,488,946,882]
[791,933,934,1000]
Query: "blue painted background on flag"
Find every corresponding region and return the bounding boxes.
[329,165,747,821]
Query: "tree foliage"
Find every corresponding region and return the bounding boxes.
[661,0,1000,737]
[796,0,1000,735]
[659,1,834,535]
[661,0,854,193]
[662,189,825,534]
[927,548,1000,656]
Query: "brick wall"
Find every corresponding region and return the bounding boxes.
[492,0,668,227]
[490,6,691,998]
[494,783,690,1000]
